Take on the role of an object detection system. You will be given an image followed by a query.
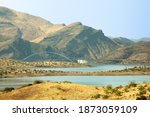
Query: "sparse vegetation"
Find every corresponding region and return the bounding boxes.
[0,58,150,78]
[91,94,101,99]
[102,95,109,99]
[0,82,150,100]
[19,84,33,89]
[33,80,45,84]
[3,87,15,92]
[136,96,147,100]
[147,87,150,92]
[106,85,113,90]
[138,86,147,96]
[62,81,72,84]
[128,81,137,88]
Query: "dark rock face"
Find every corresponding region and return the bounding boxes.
[41,23,118,60]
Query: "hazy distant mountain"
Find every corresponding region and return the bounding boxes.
[136,38,150,42]
[99,41,150,64]
[112,37,134,46]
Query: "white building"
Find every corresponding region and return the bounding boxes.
[77,60,88,64]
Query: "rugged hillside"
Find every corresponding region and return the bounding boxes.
[0,7,65,60]
[0,21,50,60]
[0,7,119,61]
[99,42,150,64]
[112,37,134,46]
[41,22,118,60]
[1,6,149,63]
[0,6,64,41]
[0,22,21,51]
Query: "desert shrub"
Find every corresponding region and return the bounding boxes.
[95,86,99,90]
[109,88,122,96]
[19,84,33,89]
[147,87,150,92]
[106,85,113,90]
[123,86,129,92]
[102,95,109,99]
[55,85,69,92]
[148,95,150,100]
[61,97,67,100]
[3,87,15,92]
[136,96,147,100]
[139,89,146,95]
[138,86,145,91]
[113,89,122,96]
[116,85,123,89]
[91,94,101,99]
[33,80,45,84]
[128,81,137,88]
[138,85,147,95]
[63,81,72,84]
[115,90,122,96]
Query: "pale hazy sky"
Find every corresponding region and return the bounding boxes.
[0,0,150,39]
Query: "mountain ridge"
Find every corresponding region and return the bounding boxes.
[0,6,149,63]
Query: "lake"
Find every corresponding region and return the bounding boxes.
[0,76,150,90]
[0,65,150,90]
[30,64,136,72]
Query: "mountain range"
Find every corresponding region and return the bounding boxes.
[0,6,150,64]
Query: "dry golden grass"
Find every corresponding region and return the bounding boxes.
[0,82,150,100]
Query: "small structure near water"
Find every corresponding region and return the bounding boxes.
[77,60,88,64]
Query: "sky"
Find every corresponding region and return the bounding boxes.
[0,0,150,39]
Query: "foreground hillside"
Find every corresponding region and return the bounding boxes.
[0,81,150,100]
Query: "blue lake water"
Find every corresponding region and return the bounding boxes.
[0,75,150,90]
[0,65,150,90]
[31,64,136,72]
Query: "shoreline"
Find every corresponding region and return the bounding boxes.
[0,69,150,78]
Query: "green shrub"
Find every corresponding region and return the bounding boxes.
[55,86,69,92]
[128,81,137,87]
[115,90,122,96]
[124,86,129,92]
[19,84,33,89]
[139,89,146,95]
[61,97,67,100]
[91,94,101,99]
[147,87,150,92]
[136,96,147,100]
[95,86,99,90]
[102,95,109,99]
[33,80,45,84]
[3,87,15,92]
[106,85,113,90]
[138,86,145,91]
[138,85,147,95]
[63,81,72,84]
